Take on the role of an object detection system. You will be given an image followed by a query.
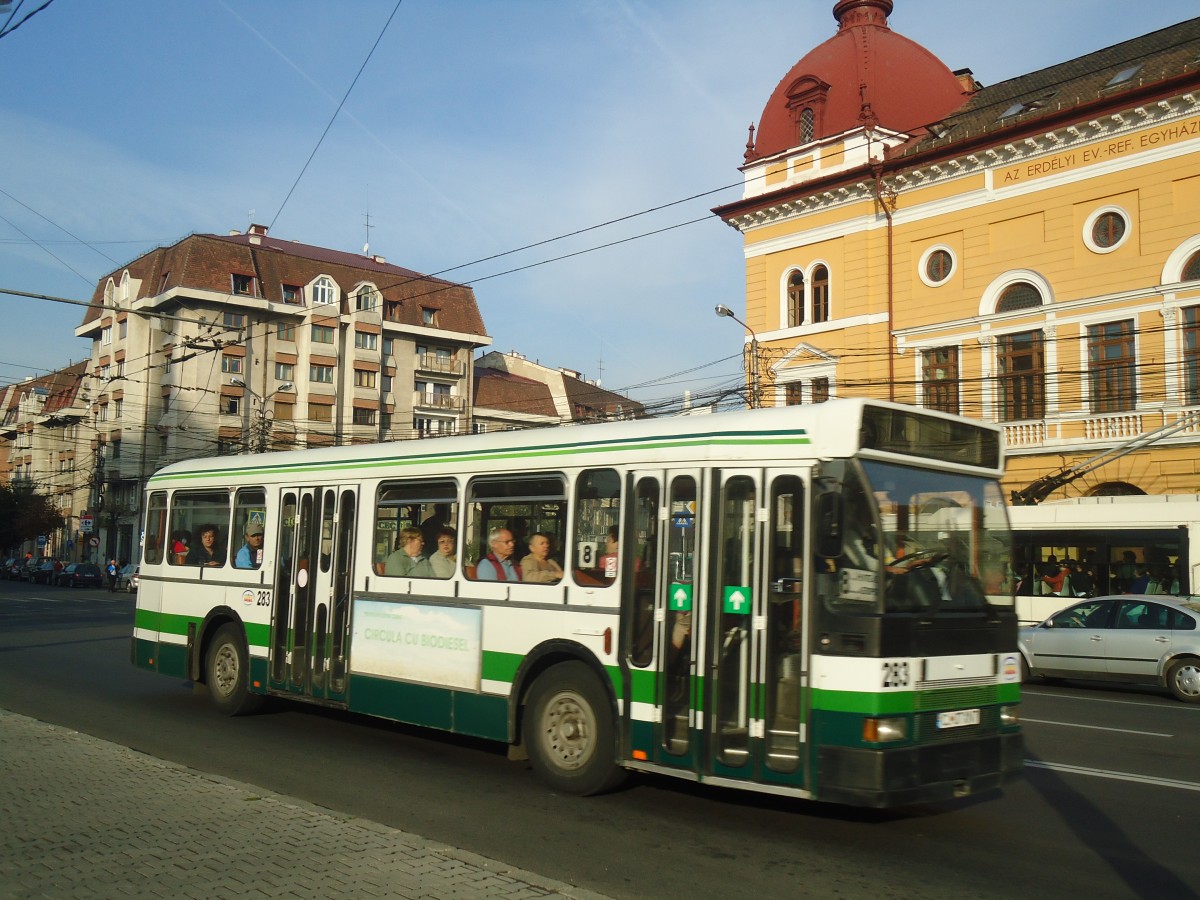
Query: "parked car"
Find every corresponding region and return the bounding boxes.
[117,564,139,593]
[1,558,18,579]
[1019,594,1200,702]
[27,560,58,584]
[57,562,104,589]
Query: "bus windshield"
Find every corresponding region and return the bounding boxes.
[841,460,1011,613]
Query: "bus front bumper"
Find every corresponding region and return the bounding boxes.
[816,732,1023,808]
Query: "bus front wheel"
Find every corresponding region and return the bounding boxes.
[522,661,625,796]
[205,623,264,716]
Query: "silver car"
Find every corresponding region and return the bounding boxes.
[1019,594,1200,702]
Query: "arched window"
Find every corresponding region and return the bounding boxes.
[312,277,337,310]
[996,281,1043,313]
[1087,482,1145,497]
[786,271,805,327]
[799,108,815,144]
[811,265,830,323]
[1184,250,1200,282]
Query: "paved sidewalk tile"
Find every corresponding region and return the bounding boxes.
[0,709,611,900]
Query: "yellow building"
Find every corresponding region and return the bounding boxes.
[716,1,1200,502]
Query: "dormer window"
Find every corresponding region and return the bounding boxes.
[232,273,257,296]
[1105,65,1141,88]
[312,276,336,309]
[784,76,830,147]
[282,284,301,304]
[422,307,438,327]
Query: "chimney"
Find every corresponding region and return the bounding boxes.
[248,223,269,236]
[953,68,981,94]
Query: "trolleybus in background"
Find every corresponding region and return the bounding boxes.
[1008,494,1200,625]
[131,399,1022,808]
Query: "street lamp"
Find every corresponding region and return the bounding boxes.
[231,378,294,452]
[715,304,760,408]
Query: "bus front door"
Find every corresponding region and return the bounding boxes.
[707,469,810,789]
[270,486,357,703]
[625,470,702,770]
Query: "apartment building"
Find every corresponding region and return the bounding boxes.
[72,225,490,559]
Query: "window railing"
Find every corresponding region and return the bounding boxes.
[413,391,464,411]
[416,354,463,376]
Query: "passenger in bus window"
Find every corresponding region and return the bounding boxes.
[234,522,265,569]
[476,528,521,581]
[383,527,434,577]
[429,526,457,579]
[598,527,620,581]
[186,524,223,567]
[521,533,564,584]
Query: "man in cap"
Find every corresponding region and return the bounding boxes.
[234,521,265,569]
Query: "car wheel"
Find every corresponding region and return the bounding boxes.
[204,623,265,716]
[1166,658,1200,703]
[522,661,626,796]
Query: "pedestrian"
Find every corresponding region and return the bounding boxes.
[106,558,119,592]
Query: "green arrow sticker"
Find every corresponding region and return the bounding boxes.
[723,585,751,614]
[669,582,692,611]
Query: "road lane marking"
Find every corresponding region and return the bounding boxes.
[1023,688,1199,711]
[1025,760,1200,792]
[1022,717,1172,737]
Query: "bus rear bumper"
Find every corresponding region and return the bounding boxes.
[816,732,1024,808]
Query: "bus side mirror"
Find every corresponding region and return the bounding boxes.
[815,493,844,558]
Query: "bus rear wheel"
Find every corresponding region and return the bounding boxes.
[523,661,625,796]
[205,623,264,716]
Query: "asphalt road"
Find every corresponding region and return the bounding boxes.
[2,581,1198,899]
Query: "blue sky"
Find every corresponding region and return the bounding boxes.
[1,0,1195,408]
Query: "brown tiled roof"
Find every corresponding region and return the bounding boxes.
[561,375,644,420]
[902,16,1200,156]
[80,231,488,338]
[473,368,558,417]
[41,362,88,415]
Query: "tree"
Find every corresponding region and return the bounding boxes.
[0,483,65,553]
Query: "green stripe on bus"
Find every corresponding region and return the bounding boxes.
[135,608,270,649]
[149,429,811,484]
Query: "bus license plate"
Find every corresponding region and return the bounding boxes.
[936,708,980,729]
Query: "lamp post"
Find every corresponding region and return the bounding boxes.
[231,378,294,452]
[715,304,760,408]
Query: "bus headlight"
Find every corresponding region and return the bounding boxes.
[1000,705,1020,727]
[863,717,907,742]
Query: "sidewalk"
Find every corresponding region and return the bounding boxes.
[0,709,611,899]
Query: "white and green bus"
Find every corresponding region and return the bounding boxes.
[131,398,1022,807]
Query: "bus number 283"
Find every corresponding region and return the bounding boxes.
[882,661,910,689]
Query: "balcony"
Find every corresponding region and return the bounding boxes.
[416,354,464,377]
[413,391,464,412]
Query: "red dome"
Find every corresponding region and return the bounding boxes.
[751,0,967,160]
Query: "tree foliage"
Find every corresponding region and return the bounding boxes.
[0,483,65,552]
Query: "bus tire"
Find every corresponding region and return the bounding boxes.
[522,661,626,796]
[1166,658,1200,703]
[205,623,264,716]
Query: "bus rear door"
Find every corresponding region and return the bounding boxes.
[270,486,358,703]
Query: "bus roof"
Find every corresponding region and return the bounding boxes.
[147,398,1003,487]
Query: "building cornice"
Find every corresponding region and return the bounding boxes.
[719,87,1200,236]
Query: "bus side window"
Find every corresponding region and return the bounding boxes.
[144,491,168,564]
[573,469,621,586]
[168,489,231,570]
[464,475,566,582]
[232,488,267,570]
[373,479,460,580]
